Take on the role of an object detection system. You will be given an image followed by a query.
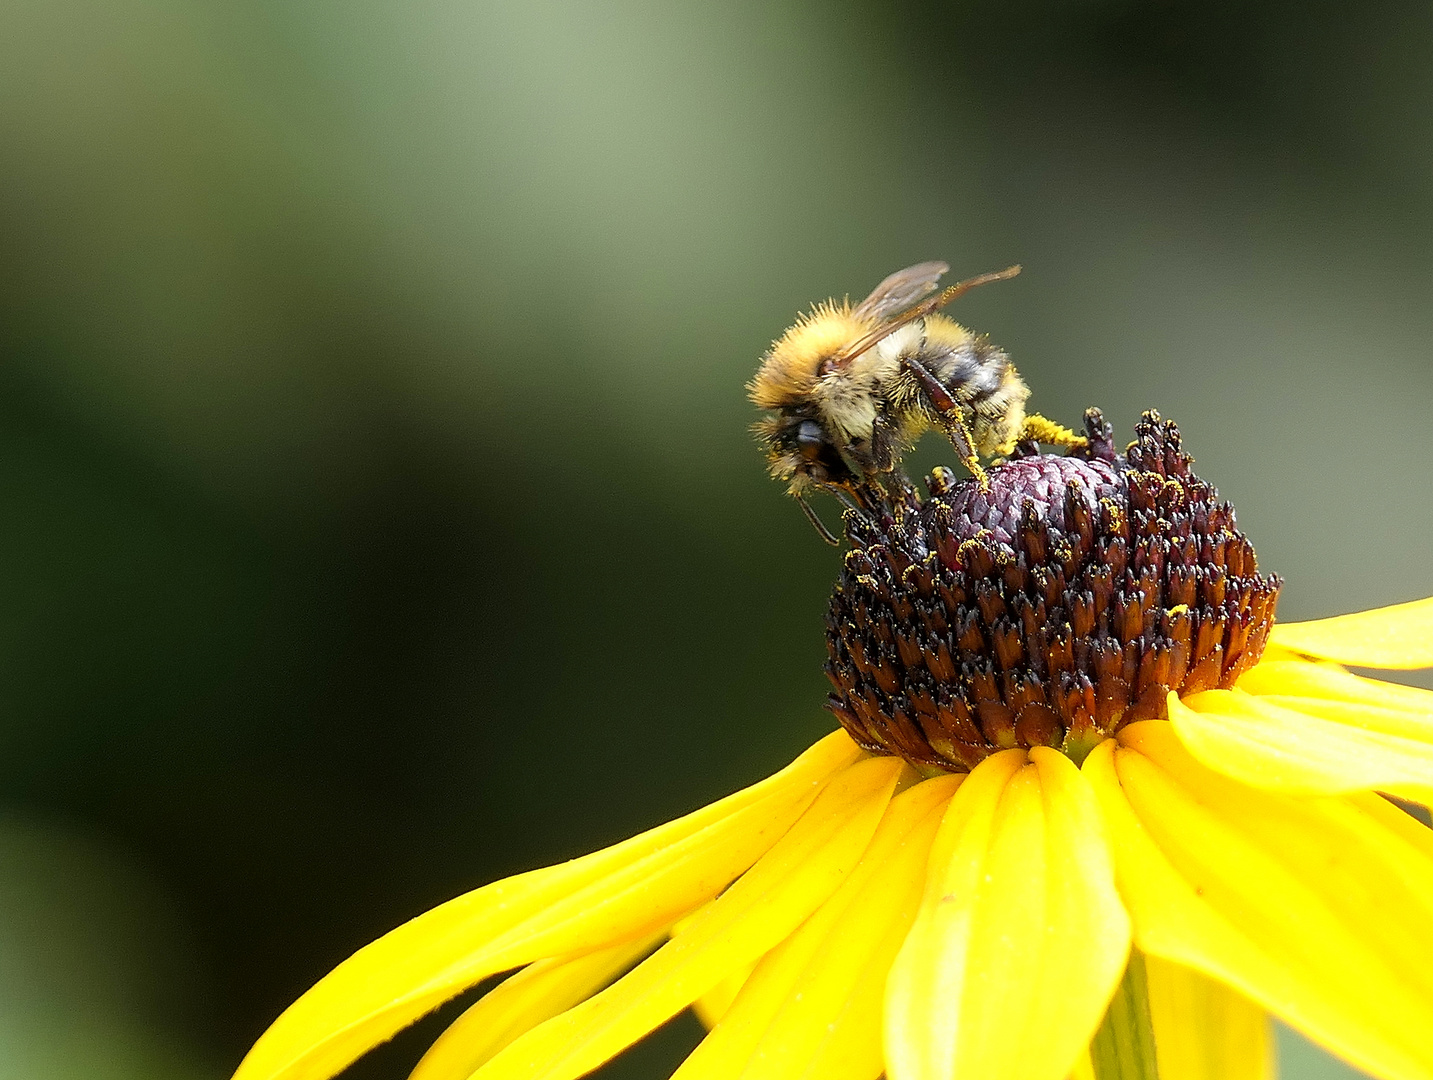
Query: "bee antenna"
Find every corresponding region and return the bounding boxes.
[796,493,842,546]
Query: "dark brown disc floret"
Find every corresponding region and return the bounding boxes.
[823,409,1282,772]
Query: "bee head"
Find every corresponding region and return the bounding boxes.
[748,299,870,497]
[752,411,857,496]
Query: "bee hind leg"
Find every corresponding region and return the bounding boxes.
[902,356,989,490]
[1020,413,1089,450]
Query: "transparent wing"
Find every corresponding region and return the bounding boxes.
[851,261,949,323]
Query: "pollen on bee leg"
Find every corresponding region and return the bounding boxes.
[825,410,1282,773]
[1022,413,1091,450]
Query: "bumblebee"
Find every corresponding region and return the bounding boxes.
[750,261,1084,541]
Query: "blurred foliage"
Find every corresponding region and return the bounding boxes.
[2,0,1430,1076]
[0,815,211,1079]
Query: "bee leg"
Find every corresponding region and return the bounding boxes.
[796,492,842,545]
[883,466,923,515]
[1021,413,1089,450]
[824,486,858,514]
[903,356,989,490]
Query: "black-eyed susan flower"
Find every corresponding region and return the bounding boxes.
[231,411,1433,1080]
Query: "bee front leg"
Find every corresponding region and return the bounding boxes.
[795,493,841,545]
[903,356,989,490]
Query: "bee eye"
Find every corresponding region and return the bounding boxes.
[796,420,826,463]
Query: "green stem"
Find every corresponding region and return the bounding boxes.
[1090,950,1160,1080]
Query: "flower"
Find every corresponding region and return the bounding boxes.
[231,412,1433,1080]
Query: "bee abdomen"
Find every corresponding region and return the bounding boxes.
[931,335,1012,401]
[913,334,1028,455]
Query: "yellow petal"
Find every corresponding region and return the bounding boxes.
[885,747,1131,1080]
[470,755,906,1080]
[672,901,754,1029]
[1270,596,1433,669]
[233,730,863,1080]
[1145,954,1272,1080]
[1252,643,1334,667]
[409,934,662,1080]
[1170,690,1433,802]
[1239,657,1433,716]
[674,773,960,1080]
[689,963,753,1030]
[1258,695,1433,742]
[1086,722,1433,1080]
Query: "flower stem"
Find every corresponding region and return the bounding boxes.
[1090,950,1160,1080]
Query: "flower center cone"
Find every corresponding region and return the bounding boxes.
[824,409,1283,772]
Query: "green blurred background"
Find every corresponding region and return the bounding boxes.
[1,0,1431,1077]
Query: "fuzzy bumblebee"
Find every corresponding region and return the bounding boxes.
[750,261,1083,541]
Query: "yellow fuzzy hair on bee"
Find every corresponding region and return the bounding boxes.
[747,300,865,410]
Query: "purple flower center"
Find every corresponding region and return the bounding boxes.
[825,410,1283,772]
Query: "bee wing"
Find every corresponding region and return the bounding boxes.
[835,262,1020,370]
[851,261,950,323]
